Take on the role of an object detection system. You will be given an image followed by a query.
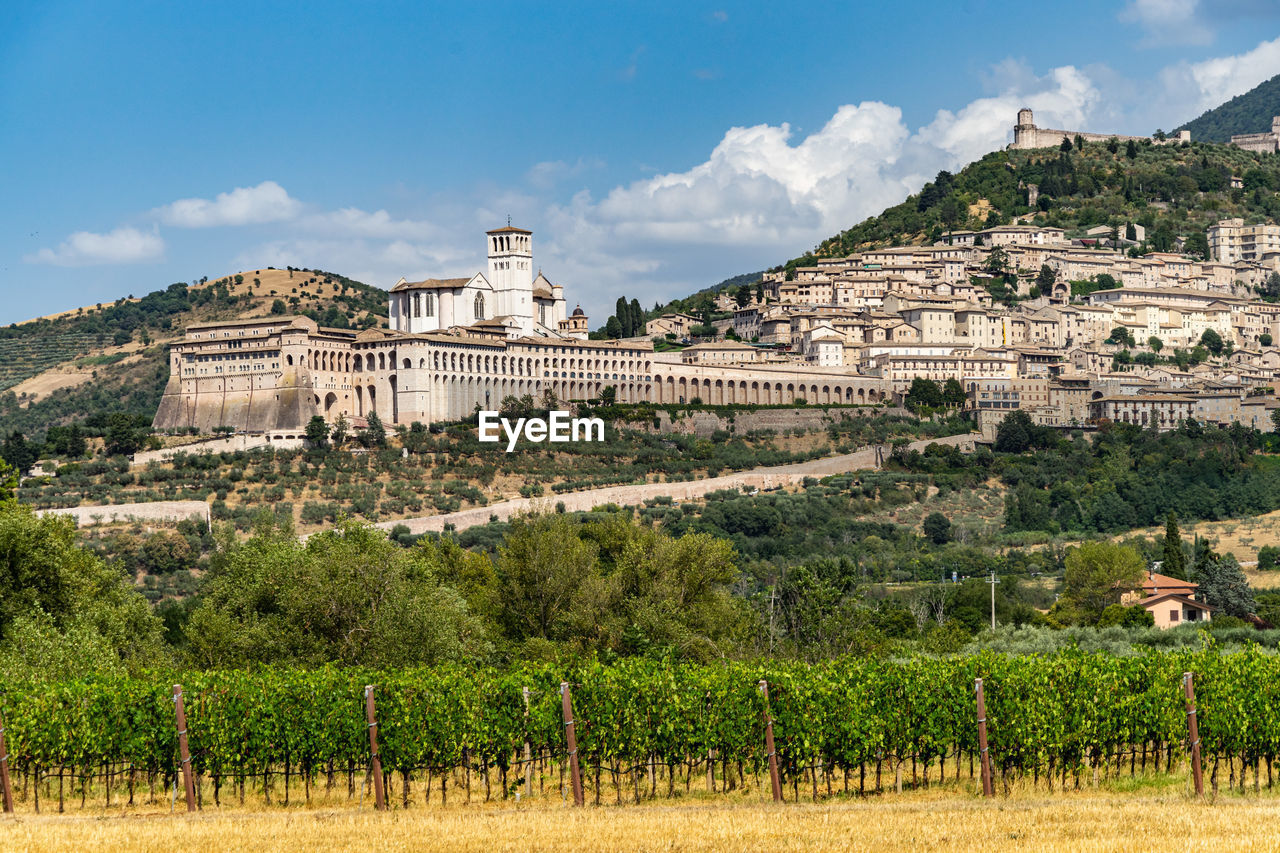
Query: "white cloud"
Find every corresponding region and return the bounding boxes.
[25,226,164,266]
[541,64,1094,275]
[1120,0,1210,46]
[157,180,302,227]
[525,63,1111,320]
[525,158,605,190]
[27,38,1280,326]
[300,207,444,241]
[233,236,477,289]
[919,66,1101,163]
[620,46,645,82]
[1158,35,1280,119]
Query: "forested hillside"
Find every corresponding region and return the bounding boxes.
[786,137,1280,270]
[1176,73,1280,143]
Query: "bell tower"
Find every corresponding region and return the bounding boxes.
[486,222,534,335]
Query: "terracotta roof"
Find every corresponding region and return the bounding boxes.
[486,225,532,234]
[391,277,471,292]
[1143,572,1197,593]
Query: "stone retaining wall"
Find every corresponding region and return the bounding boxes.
[39,500,211,528]
[371,432,977,537]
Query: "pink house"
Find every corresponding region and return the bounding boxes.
[1126,571,1215,629]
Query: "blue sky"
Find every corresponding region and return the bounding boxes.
[4,0,1280,325]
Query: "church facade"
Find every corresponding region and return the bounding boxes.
[387,226,575,338]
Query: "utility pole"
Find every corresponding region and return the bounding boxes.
[987,571,1000,631]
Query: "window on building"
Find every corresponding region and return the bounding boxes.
[474,293,485,321]
[1169,610,1179,623]
[424,293,435,317]
[413,293,421,318]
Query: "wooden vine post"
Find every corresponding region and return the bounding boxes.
[0,705,13,813]
[172,684,197,812]
[1183,672,1204,798]
[758,680,782,803]
[975,678,993,798]
[560,682,584,806]
[365,685,386,811]
[522,687,533,798]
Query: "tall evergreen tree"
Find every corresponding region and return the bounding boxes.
[1162,512,1186,580]
[615,297,629,336]
[629,298,643,337]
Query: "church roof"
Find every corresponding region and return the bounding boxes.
[486,225,532,235]
[391,277,471,292]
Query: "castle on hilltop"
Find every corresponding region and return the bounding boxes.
[1230,117,1280,153]
[1008,108,1189,151]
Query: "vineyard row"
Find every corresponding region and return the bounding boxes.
[1,649,1274,811]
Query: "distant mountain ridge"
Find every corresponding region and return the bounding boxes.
[1176,74,1280,143]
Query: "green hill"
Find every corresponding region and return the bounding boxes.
[0,268,387,441]
[785,137,1280,269]
[1176,73,1280,143]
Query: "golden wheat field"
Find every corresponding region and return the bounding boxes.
[4,783,1280,852]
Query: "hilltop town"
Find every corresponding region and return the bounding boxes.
[642,111,1280,438]
[139,111,1280,447]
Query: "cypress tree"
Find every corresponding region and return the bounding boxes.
[629,298,643,337]
[615,297,629,336]
[1162,512,1186,580]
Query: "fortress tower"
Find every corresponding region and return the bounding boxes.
[1013,108,1037,149]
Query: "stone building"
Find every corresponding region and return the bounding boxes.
[154,226,653,432]
[1087,394,1194,430]
[1230,117,1280,153]
[154,225,898,434]
[1207,218,1280,264]
[679,340,760,365]
[389,226,567,338]
[1008,108,1188,150]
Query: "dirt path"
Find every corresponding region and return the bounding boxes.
[375,433,980,536]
